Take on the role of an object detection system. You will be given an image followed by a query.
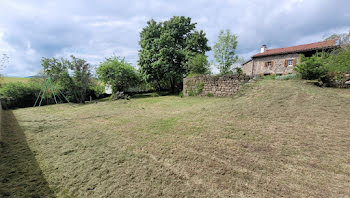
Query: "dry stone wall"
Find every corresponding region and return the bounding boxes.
[183,75,250,97]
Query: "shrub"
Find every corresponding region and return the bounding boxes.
[179,91,184,98]
[196,83,204,94]
[206,92,214,97]
[275,74,300,80]
[324,46,350,73]
[97,56,140,93]
[294,54,328,80]
[0,82,41,109]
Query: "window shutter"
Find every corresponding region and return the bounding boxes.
[264,62,267,67]
[285,60,288,67]
[271,61,274,67]
[293,59,296,66]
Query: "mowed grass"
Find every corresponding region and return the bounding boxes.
[0,77,31,84]
[1,80,350,197]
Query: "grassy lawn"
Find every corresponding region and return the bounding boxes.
[1,80,350,197]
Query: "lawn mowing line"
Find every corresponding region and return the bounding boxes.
[143,151,225,197]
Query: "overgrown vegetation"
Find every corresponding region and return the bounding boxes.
[294,31,350,87]
[0,81,41,109]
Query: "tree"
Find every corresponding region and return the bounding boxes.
[213,29,239,74]
[325,30,350,49]
[97,56,139,93]
[0,54,9,80]
[186,54,211,75]
[41,55,92,103]
[138,16,211,92]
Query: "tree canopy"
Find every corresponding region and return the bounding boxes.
[97,56,139,93]
[213,29,239,74]
[138,16,211,92]
[41,55,92,103]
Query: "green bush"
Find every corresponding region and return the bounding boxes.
[294,54,328,80]
[325,46,350,73]
[275,74,300,80]
[196,83,204,94]
[206,92,214,97]
[179,91,184,98]
[0,82,41,109]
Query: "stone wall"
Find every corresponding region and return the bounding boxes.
[183,75,250,97]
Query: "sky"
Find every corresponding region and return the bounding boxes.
[0,0,349,77]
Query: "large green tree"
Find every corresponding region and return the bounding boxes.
[213,29,239,74]
[97,56,139,93]
[138,16,211,92]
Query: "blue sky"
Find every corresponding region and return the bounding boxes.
[0,0,349,76]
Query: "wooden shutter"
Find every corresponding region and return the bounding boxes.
[285,59,288,67]
[264,62,267,67]
[271,61,274,67]
[293,59,296,66]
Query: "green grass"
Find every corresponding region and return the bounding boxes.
[1,80,350,197]
[0,77,32,84]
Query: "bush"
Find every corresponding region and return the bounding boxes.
[97,56,140,93]
[294,54,328,80]
[0,82,41,109]
[324,46,350,73]
[275,74,300,80]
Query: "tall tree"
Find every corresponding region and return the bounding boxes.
[138,16,211,92]
[213,29,238,74]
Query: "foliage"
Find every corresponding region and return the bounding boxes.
[41,55,93,103]
[150,92,160,97]
[275,74,300,80]
[325,30,350,49]
[138,16,211,93]
[294,54,328,80]
[196,83,204,94]
[0,82,41,109]
[97,56,140,93]
[186,54,211,75]
[324,46,350,73]
[235,67,243,75]
[206,92,214,97]
[179,91,184,97]
[213,29,239,74]
[0,54,9,81]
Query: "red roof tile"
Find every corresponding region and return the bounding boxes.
[252,39,338,58]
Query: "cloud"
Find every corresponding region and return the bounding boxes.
[0,0,349,76]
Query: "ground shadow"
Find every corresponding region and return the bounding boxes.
[0,110,55,197]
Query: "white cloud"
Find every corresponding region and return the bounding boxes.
[0,0,350,76]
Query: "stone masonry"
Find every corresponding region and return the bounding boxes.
[183,75,250,97]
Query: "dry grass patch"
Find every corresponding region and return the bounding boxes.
[1,80,350,197]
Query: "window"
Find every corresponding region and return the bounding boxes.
[285,59,296,67]
[265,61,273,67]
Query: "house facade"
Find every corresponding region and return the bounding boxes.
[242,39,339,76]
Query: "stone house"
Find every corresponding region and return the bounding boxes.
[242,39,339,76]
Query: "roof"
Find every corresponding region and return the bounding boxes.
[242,59,252,65]
[252,39,338,58]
